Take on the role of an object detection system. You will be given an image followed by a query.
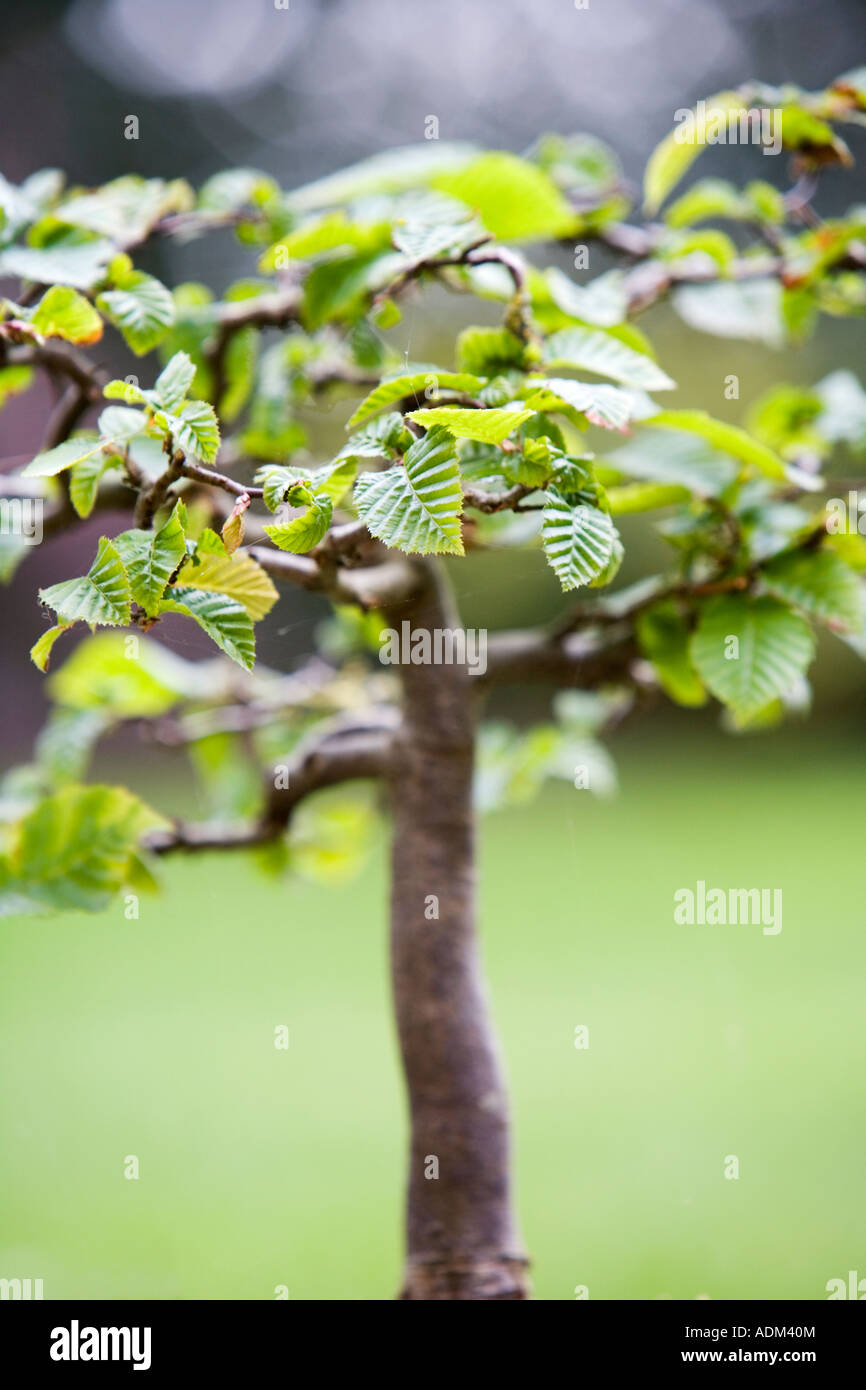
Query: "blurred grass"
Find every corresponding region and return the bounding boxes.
[0,726,864,1300]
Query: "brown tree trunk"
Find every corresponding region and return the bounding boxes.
[385,561,530,1300]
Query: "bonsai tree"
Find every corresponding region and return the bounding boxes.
[2,70,865,1300]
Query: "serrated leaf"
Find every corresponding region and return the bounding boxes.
[528,377,635,431]
[542,488,621,590]
[39,538,131,627]
[178,548,278,620]
[761,549,862,630]
[690,594,815,719]
[153,351,196,410]
[264,494,333,553]
[354,425,463,555]
[113,507,186,616]
[30,285,103,344]
[339,411,414,461]
[158,400,220,463]
[346,370,484,429]
[407,404,534,444]
[159,588,255,670]
[542,326,675,390]
[97,272,175,354]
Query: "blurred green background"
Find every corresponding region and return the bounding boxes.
[2,725,863,1300]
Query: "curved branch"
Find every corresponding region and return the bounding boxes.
[481,626,638,687]
[145,718,396,855]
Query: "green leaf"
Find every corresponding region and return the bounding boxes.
[0,363,34,407]
[761,549,862,631]
[48,631,209,714]
[178,547,279,619]
[407,405,534,444]
[22,436,107,478]
[606,481,690,513]
[56,175,191,243]
[264,494,334,553]
[30,624,72,672]
[455,326,527,376]
[0,240,115,290]
[643,91,744,213]
[157,400,220,463]
[97,404,148,445]
[287,142,478,212]
[542,326,675,390]
[690,594,816,720]
[391,217,484,264]
[97,271,175,354]
[260,212,390,267]
[68,453,117,519]
[641,410,819,490]
[527,378,636,432]
[188,732,263,821]
[153,351,196,410]
[542,488,621,591]
[346,370,485,429]
[302,250,387,329]
[39,538,131,627]
[339,413,411,462]
[30,285,103,344]
[434,152,577,240]
[159,588,255,670]
[635,601,707,706]
[0,784,163,916]
[672,279,784,348]
[604,428,738,496]
[544,267,628,327]
[103,378,148,405]
[113,507,187,616]
[353,425,464,555]
[663,178,744,228]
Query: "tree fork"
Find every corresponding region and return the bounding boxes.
[385,561,530,1300]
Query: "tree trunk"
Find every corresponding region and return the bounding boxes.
[385,561,530,1300]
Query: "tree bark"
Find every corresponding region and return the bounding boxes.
[385,561,530,1300]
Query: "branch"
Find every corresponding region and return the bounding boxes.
[145,717,396,855]
[248,544,421,609]
[482,625,639,687]
[208,285,302,404]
